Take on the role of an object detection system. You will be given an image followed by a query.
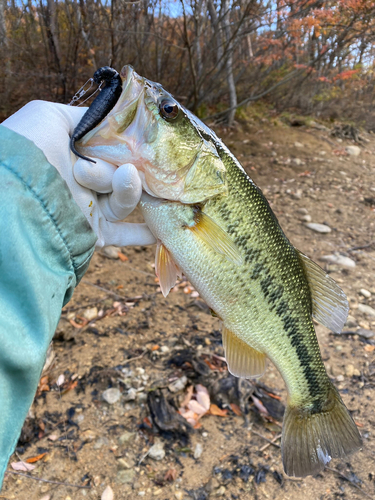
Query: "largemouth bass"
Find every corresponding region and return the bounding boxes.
[76,65,362,477]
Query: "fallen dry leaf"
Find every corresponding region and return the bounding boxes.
[230,403,242,416]
[26,452,47,463]
[364,345,375,352]
[101,485,114,500]
[210,404,228,417]
[11,461,36,472]
[164,468,177,482]
[118,252,128,262]
[180,385,194,407]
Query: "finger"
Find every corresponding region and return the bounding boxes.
[109,164,143,219]
[73,157,117,193]
[97,220,156,247]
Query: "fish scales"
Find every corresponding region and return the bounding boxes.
[75,65,362,477]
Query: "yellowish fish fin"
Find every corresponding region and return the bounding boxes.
[222,325,266,378]
[155,241,181,298]
[282,384,362,477]
[188,210,243,265]
[296,250,349,333]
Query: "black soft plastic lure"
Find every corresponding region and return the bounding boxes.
[70,66,123,163]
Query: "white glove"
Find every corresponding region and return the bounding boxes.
[2,101,156,248]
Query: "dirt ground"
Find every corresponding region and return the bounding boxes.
[2,115,375,500]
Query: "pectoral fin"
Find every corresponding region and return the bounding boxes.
[155,241,181,297]
[222,325,266,379]
[296,250,349,333]
[188,210,243,265]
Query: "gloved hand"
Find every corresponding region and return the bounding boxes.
[2,100,156,248]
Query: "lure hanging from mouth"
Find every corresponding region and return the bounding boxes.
[70,66,123,163]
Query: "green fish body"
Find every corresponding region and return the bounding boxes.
[77,65,362,477]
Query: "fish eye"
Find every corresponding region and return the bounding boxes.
[159,99,179,121]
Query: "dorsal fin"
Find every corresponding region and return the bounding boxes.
[296,250,349,333]
[222,325,266,379]
[155,241,181,297]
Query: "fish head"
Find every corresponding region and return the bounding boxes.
[77,65,227,203]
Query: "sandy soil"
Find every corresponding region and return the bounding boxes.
[2,116,375,500]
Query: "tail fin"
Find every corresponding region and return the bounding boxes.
[282,385,362,477]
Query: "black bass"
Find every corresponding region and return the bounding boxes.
[76,65,362,477]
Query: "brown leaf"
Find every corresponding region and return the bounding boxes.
[364,345,375,352]
[230,403,242,416]
[26,452,47,463]
[118,252,128,262]
[164,468,177,482]
[210,404,228,417]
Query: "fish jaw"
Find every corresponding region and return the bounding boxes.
[76,65,228,204]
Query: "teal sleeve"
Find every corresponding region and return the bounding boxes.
[0,126,97,487]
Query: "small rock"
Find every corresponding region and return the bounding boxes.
[119,431,136,446]
[345,315,357,328]
[175,492,183,500]
[117,469,135,484]
[336,375,345,382]
[320,254,356,268]
[292,158,303,166]
[359,289,371,299]
[297,208,309,215]
[353,369,361,377]
[292,189,303,199]
[148,441,165,461]
[294,142,303,148]
[357,328,375,339]
[124,388,137,401]
[168,376,188,393]
[80,430,96,443]
[117,458,131,470]
[300,214,312,222]
[101,245,120,259]
[346,145,361,156]
[194,443,203,459]
[305,223,331,233]
[345,364,355,377]
[160,345,170,353]
[102,388,121,405]
[213,486,226,497]
[358,304,375,317]
[101,485,114,500]
[94,437,109,449]
[83,307,98,321]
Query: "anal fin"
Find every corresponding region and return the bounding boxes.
[296,250,349,333]
[222,325,266,379]
[155,241,181,298]
[188,209,243,266]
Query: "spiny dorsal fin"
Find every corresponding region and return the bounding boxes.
[296,250,349,333]
[188,210,243,265]
[222,325,266,379]
[155,241,181,297]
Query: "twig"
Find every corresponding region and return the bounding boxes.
[81,280,127,300]
[259,433,282,452]
[251,430,281,449]
[348,241,374,252]
[124,350,148,363]
[325,467,373,499]
[5,471,91,489]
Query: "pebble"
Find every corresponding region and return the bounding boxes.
[117,469,135,484]
[353,368,361,377]
[292,158,303,166]
[297,208,309,215]
[320,254,356,268]
[168,376,188,393]
[160,345,170,353]
[83,307,98,321]
[357,328,375,339]
[360,289,371,298]
[148,441,165,461]
[345,364,355,377]
[101,486,114,500]
[358,304,375,317]
[101,245,120,259]
[102,388,121,405]
[175,492,183,500]
[305,223,331,233]
[117,458,131,470]
[292,189,303,199]
[94,437,109,449]
[345,315,357,328]
[194,443,203,459]
[346,145,361,156]
[213,486,226,497]
[294,141,303,148]
[300,214,312,222]
[336,375,345,382]
[119,431,136,446]
[124,388,137,401]
[80,429,96,443]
